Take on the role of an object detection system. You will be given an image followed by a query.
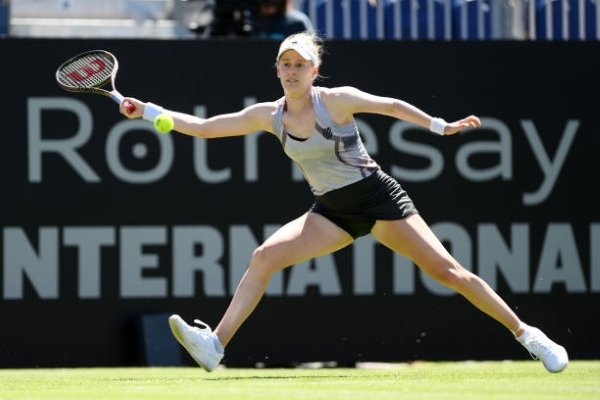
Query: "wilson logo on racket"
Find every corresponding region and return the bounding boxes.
[67,58,107,83]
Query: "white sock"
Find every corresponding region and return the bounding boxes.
[513,322,529,338]
[213,336,224,353]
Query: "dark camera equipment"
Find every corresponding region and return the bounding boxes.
[208,0,255,37]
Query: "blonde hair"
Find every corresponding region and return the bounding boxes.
[276,31,324,67]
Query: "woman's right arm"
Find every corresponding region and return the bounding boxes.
[120,98,276,139]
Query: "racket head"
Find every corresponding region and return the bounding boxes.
[55,50,119,97]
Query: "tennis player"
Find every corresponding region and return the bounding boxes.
[119,32,569,373]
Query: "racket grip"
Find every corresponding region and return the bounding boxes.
[111,90,136,114]
[110,90,124,104]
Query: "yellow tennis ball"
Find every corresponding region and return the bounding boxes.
[154,114,174,134]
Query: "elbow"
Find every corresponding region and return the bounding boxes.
[188,122,210,139]
[194,129,209,139]
[391,101,406,117]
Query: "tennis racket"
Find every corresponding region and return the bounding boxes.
[55,49,135,113]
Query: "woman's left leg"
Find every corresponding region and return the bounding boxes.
[371,214,569,373]
[371,214,521,331]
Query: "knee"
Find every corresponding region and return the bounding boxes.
[426,261,473,290]
[248,244,282,276]
[250,244,270,265]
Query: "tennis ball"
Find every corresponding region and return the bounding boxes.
[154,113,174,134]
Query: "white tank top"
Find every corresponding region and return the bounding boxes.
[273,87,380,196]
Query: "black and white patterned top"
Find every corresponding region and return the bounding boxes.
[273,86,380,196]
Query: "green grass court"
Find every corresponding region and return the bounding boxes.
[1,360,598,399]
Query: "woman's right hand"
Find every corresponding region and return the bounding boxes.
[119,97,144,119]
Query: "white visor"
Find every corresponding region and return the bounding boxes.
[276,39,319,66]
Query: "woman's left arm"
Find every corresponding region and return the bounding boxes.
[330,86,481,136]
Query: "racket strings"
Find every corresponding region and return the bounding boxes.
[57,53,116,89]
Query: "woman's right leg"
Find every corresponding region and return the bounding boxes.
[214,211,354,347]
[170,212,353,371]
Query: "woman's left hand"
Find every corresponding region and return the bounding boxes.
[444,115,481,135]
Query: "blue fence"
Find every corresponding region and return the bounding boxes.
[532,0,599,39]
[0,2,8,36]
[298,0,599,40]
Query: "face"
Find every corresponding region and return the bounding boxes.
[276,50,317,92]
[260,5,277,15]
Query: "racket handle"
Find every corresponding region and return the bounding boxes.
[110,90,136,114]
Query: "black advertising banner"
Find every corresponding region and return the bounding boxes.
[0,38,598,367]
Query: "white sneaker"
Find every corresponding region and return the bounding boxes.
[516,324,568,373]
[168,314,224,372]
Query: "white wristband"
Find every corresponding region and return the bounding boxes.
[430,117,447,135]
[143,102,164,122]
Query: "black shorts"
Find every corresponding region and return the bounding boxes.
[310,170,419,239]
